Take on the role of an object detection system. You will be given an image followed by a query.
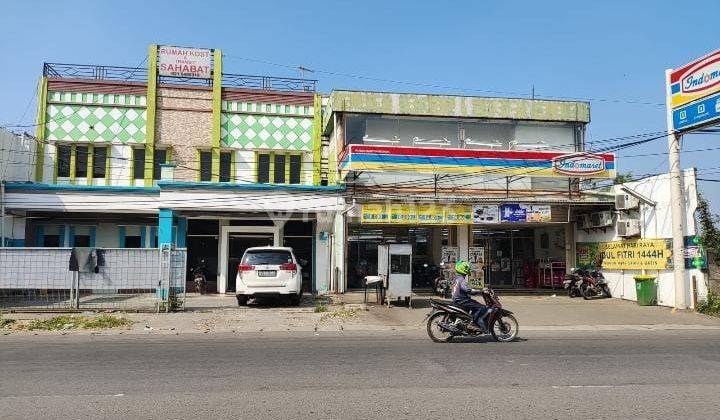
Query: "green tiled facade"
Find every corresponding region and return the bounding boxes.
[45,92,147,143]
[220,100,313,151]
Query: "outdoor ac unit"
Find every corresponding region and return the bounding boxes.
[576,214,591,229]
[617,219,641,237]
[591,211,614,228]
[615,193,640,210]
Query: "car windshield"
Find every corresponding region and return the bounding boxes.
[242,250,292,265]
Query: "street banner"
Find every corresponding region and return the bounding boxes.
[472,205,499,224]
[576,239,673,270]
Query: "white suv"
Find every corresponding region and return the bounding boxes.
[236,247,303,306]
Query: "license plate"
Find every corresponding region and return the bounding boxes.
[257,270,277,277]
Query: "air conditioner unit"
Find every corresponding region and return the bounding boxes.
[591,211,614,228]
[617,219,641,237]
[576,214,591,229]
[615,193,640,210]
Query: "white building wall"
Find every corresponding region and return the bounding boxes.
[109,144,132,186]
[576,169,704,307]
[235,150,254,183]
[0,129,36,182]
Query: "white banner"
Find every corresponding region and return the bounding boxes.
[158,46,212,79]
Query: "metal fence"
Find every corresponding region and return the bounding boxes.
[0,247,186,312]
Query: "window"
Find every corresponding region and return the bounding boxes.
[274,154,286,184]
[43,235,61,247]
[124,236,142,248]
[92,146,107,178]
[256,153,301,184]
[219,151,232,182]
[257,154,270,183]
[199,151,212,182]
[57,145,71,178]
[153,149,167,180]
[289,155,301,184]
[241,250,293,265]
[73,235,91,247]
[75,146,88,178]
[133,148,145,180]
[390,254,411,274]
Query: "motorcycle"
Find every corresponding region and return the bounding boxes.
[425,284,519,343]
[579,268,611,299]
[563,268,584,298]
[192,260,208,294]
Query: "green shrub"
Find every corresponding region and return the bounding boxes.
[697,293,720,317]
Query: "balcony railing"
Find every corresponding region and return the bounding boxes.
[43,63,316,92]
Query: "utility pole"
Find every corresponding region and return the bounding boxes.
[1,179,5,248]
[665,69,687,309]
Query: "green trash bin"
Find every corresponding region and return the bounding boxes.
[634,275,657,306]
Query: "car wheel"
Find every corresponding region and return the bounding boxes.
[237,296,248,306]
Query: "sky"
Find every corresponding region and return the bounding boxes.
[1,0,719,213]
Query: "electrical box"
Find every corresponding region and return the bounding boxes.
[617,219,641,237]
[576,214,591,229]
[591,211,614,228]
[615,193,640,210]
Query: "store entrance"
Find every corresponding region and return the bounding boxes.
[226,234,274,293]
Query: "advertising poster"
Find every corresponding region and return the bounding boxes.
[500,204,527,222]
[576,239,673,270]
[472,205,500,224]
[527,205,552,222]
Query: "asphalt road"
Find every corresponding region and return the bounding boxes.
[2,330,720,419]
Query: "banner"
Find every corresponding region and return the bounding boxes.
[361,204,471,225]
[158,45,212,79]
[472,205,499,224]
[500,204,551,223]
[576,239,673,270]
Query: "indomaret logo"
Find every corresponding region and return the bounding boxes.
[553,153,605,176]
[682,57,720,94]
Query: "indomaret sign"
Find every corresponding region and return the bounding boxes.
[158,46,212,79]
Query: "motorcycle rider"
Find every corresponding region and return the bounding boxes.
[452,260,492,331]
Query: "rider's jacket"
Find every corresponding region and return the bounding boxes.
[451,274,474,303]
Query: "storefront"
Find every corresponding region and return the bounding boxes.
[346,202,577,290]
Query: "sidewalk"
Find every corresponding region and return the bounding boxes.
[4,294,720,336]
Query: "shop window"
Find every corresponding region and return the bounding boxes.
[219,151,232,182]
[57,145,71,178]
[75,146,89,178]
[92,146,107,178]
[390,254,411,274]
[133,148,145,180]
[257,154,270,183]
[188,219,219,235]
[274,155,286,184]
[153,149,167,180]
[199,151,212,182]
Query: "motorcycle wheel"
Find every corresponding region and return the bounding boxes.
[581,284,593,300]
[603,285,612,298]
[490,314,519,342]
[567,287,578,298]
[426,312,455,343]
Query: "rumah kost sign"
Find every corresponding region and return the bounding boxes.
[158,46,212,79]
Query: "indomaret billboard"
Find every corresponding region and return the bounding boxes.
[669,49,720,131]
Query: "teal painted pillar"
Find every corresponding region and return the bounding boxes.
[176,217,187,248]
[89,226,96,247]
[68,226,75,247]
[118,226,126,248]
[140,226,147,248]
[158,208,174,246]
[36,225,44,247]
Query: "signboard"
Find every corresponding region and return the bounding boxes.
[684,235,708,269]
[500,204,552,223]
[472,205,499,224]
[670,49,720,131]
[158,46,212,79]
[361,204,471,225]
[576,239,673,270]
[553,153,606,176]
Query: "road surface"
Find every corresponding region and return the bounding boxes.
[2,330,720,419]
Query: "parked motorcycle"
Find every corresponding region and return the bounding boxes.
[563,268,584,298]
[426,284,519,343]
[192,260,208,294]
[579,268,611,299]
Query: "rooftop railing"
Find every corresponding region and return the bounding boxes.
[43,63,316,92]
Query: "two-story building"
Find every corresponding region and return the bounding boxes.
[322,90,617,293]
[5,45,343,295]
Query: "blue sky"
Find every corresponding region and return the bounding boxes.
[1,0,719,211]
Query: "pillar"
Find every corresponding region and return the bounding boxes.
[158,208,174,246]
[457,225,470,261]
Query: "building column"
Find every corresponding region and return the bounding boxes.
[176,217,187,248]
[144,45,158,187]
[565,222,576,273]
[210,49,223,182]
[457,225,470,262]
[158,208,174,246]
